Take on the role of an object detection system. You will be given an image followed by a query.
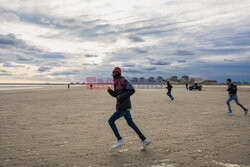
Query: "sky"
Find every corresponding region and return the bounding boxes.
[0,0,250,83]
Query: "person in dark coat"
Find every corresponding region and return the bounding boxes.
[107,67,151,150]
[186,81,188,90]
[166,81,174,100]
[226,78,248,115]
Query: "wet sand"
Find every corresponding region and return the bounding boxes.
[0,85,249,167]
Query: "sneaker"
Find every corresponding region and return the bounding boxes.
[111,139,124,149]
[227,111,232,114]
[245,109,248,116]
[141,138,151,150]
[171,97,174,100]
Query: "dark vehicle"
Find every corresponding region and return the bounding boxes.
[189,82,202,91]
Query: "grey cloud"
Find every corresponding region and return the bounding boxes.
[147,58,171,65]
[200,48,249,55]
[178,60,186,63]
[82,63,98,66]
[16,55,32,61]
[224,59,235,62]
[128,35,144,42]
[0,33,41,51]
[140,66,156,71]
[152,61,171,65]
[85,54,98,58]
[133,48,148,54]
[3,62,15,67]
[53,18,82,27]
[2,62,24,67]
[0,70,12,76]
[51,72,75,76]
[175,50,194,56]
[122,63,136,67]
[123,68,144,74]
[0,13,20,22]
[38,67,51,73]
[38,53,65,59]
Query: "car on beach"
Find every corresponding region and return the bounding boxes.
[189,82,202,91]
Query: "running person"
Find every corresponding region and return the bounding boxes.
[166,81,174,100]
[226,78,248,115]
[107,67,151,150]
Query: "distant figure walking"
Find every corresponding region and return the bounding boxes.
[107,67,151,150]
[68,84,70,89]
[90,84,93,90]
[186,82,188,90]
[166,81,174,100]
[226,78,248,115]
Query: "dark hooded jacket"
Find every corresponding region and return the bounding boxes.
[227,83,237,96]
[166,83,172,91]
[108,76,135,110]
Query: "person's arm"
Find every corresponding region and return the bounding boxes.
[119,80,135,99]
[108,87,116,97]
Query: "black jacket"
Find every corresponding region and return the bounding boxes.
[227,83,237,96]
[108,76,135,110]
[166,84,172,91]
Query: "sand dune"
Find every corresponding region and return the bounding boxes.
[0,85,249,167]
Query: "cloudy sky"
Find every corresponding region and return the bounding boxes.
[0,0,250,83]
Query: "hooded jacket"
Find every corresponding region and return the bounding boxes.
[227,83,237,96]
[166,83,172,91]
[108,76,135,110]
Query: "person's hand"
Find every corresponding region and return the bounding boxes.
[107,87,112,93]
[116,95,121,100]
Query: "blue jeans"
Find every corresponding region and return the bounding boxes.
[108,110,146,141]
[226,95,246,112]
[167,90,173,99]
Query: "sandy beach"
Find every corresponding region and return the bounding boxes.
[0,85,249,167]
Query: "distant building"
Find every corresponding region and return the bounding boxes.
[130,77,138,83]
[181,75,189,83]
[156,76,163,83]
[170,76,179,82]
[138,77,145,83]
[189,77,203,83]
[148,77,155,83]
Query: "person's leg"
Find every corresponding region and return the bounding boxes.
[108,110,125,140]
[167,90,172,98]
[124,111,146,141]
[232,95,247,111]
[226,96,233,112]
[168,90,174,99]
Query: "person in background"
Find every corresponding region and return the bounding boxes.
[226,78,248,115]
[166,81,174,100]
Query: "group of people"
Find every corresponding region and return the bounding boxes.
[106,67,248,150]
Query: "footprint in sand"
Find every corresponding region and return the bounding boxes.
[152,159,174,167]
[212,160,250,167]
[118,148,128,153]
[151,163,175,167]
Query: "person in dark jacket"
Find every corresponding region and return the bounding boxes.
[166,81,174,100]
[226,78,248,115]
[107,67,151,150]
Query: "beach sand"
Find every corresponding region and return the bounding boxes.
[0,85,249,167]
